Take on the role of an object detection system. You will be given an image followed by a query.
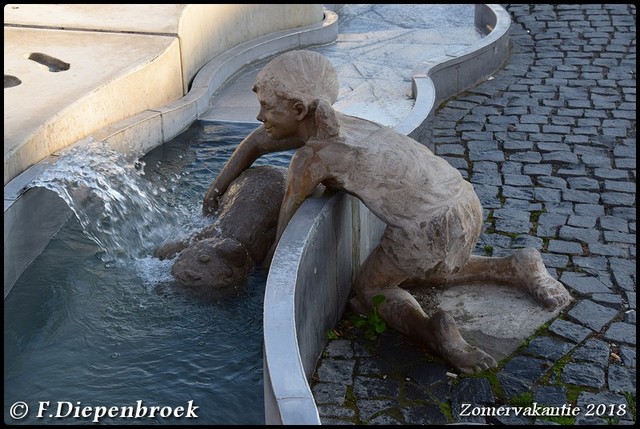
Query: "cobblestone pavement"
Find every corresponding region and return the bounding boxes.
[310,4,636,425]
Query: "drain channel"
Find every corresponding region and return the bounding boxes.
[28,52,70,72]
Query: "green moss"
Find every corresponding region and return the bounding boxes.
[565,385,583,404]
[541,415,576,425]
[624,392,636,421]
[439,401,453,422]
[509,392,533,407]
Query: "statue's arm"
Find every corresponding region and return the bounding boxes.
[263,145,328,264]
[202,125,303,215]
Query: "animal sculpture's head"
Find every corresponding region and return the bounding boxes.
[171,237,252,289]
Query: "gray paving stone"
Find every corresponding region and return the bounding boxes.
[319,417,355,425]
[523,163,552,176]
[540,253,570,269]
[559,272,612,296]
[532,385,568,408]
[548,318,592,344]
[534,187,563,203]
[317,358,355,385]
[568,299,619,332]
[608,365,636,395]
[572,255,609,271]
[536,176,567,189]
[575,391,632,422]
[594,168,630,180]
[403,361,449,386]
[588,243,629,258]
[618,345,636,369]
[574,203,606,217]
[568,215,597,228]
[352,376,400,399]
[591,293,624,310]
[601,192,636,206]
[558,225,600,243]
[603,322,636,346]
[604,231,636,244]
[625,292,636,310]
[511,234,544,249]
[368,414,402,425]
[562,188,601,204]
[598,216,629,232]
[450,378,495,424]
[357,357,394,377]
[548,239,583,255]
[356,399,396,422]
[561,362,606,388]
[317,404,356,419]
[401,404,448,425]
[567,177,600,190]
[572,339,611,367]
[502,185,535,200]
[313,382,348,405]
[325,339,354,359]
[524,336,575,361]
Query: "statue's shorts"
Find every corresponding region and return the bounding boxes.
[379,186,483,278]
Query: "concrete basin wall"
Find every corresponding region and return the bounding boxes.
[261,4,511,424]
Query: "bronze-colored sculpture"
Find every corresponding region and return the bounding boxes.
[157,165,286,290]
[203,50,572,374]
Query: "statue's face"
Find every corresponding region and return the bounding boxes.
[255,89,300,140]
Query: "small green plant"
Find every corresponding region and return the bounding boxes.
[483,244,494,256]
[353,294,387,340]
[326,329,339,340]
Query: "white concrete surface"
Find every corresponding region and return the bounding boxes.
[3,4,325,186]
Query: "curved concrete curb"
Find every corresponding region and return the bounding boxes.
[3,8,338,298]
[396,4,511,149]
[262,4,511,424]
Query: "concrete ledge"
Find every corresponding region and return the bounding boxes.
[263,194,385,425]
[93,9,338,161]
[396,4,511,150]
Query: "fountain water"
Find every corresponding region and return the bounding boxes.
[4,120,291,425]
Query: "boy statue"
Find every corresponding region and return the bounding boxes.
[203,50,572,374]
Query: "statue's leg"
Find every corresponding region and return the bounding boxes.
[406,248,572,310]
[352,245,497,374]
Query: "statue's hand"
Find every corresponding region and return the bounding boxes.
[202,188,221,216]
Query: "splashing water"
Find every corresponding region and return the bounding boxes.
[30,137,185,263]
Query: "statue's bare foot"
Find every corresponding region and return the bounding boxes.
[513,248,572,309]
[427,311,497,375]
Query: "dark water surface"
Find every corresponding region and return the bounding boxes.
[4,121,292,425]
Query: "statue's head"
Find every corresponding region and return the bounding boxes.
[253,49,339,108]
[170,237,252,289]
[253,50,340,139]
